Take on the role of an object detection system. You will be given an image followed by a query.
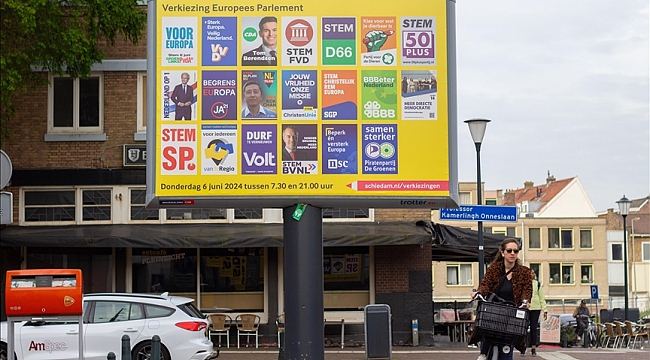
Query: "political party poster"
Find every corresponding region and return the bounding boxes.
[201,17,237,66]
[241,16,278,66]
[282,17,317,66]
[400,17,436,66]
[322,124,357,174]
[361,70,398,120]
[201,70,237,120]
[281,70,317,120]
[322,70,357,120]
[281,124,318,175]
[401,70,437,120]
[361,124,397,175]
[201,124,237,175]
[162,17,197,66]
[241,70,277,119]
[160,124,198,175]
[161,71,197,121]
[241,125,277,174]
[360,17,396,66]
[321,17,356,66]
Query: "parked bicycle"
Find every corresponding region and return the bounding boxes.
[472,293,530,360]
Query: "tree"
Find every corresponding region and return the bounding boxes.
[0,0,147,144]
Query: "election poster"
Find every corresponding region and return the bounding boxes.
[361,70,398,120]
[281,124,318,175]
[322,70,357,120]
[322,124,357,174]
[201,17,237,66]
[161,71,197,121]
[160,124,198,175]
[241,70,278,119]
[282,70,318,120]
[401,70,437,120]
[360,17,397,66]
[361,124,397,175]
[162,17,197,66]
[201,124,237,175]
[201,70,237,120]
[400,17,436,66]
[241,124,277,174]
[321,17,357,66]
[241,16,278,66]
[282,17,317,66]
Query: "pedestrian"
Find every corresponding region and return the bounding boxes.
[469,238,533,360]
[521,269,546,357]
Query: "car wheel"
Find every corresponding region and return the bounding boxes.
[132,341,171,360]
[1,343,17,360]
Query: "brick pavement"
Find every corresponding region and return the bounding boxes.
[216,347,650,360]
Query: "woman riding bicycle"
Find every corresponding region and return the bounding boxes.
[469,238,533,360]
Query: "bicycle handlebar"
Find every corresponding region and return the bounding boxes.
[472,292,529,308]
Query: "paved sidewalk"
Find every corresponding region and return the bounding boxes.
[216,347,649,360]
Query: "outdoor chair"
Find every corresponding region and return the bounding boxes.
[614,321,630,348]
[276,313,285,347]
[625,321,648,349]
[236,313,261,348]
[604,322,619,348]
[208,313,232,348]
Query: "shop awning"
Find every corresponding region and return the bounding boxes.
[0,221,432,248]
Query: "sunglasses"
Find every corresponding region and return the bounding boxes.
[505,249,520,254]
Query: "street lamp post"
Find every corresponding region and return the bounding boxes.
[465,118,491,281]
[616,195,631,320]
[631,217,640,307]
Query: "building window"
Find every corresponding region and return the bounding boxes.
[507,227,516,237]
[166,208,227,221]
[323,208,370,219]
[234,208,263,220]
[579,228,592,249]
[549,263,573,284]
[530,263,541,281]
[485,199,497,205]
[48,73,103,133]
[643,243,650,262]
[82,190,111,221]
[580,264,593,284]
[446,264,473,286]
[611,244,623,261]
[548,228,573,249]
[137,72,147,133]
[529,228,541,249]
[130,189,159,221]
[24,190,76,222]
[459,192,471,205]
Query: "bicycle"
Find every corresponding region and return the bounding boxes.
[472,293,530,360]
[576,314,599,348]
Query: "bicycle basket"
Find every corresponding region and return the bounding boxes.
[474,301,529,344]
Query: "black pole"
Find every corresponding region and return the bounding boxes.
[283,205,324,359]
[623,214,629,320]
[476,142,485,281]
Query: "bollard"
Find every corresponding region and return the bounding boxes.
[411,319,419,347]
[583,329,589,348]
[152,335,161,359]
[277,329,285,360]
[107,352,116,360]
[122,335,131,360]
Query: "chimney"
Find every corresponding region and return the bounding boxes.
[504,191,515,205]
[524,181,534,190]
[546,171,556,186]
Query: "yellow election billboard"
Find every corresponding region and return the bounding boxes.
[149,0,457,209]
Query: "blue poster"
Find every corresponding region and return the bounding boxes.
[202,17,237,66]
[322,125,357,174]
[202,71,237,120]
[361,124,397,174]
[241,125,277,174]
[281,70,317,120]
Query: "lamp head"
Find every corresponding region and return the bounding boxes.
[617,195,631,216]
[464,118,491,144]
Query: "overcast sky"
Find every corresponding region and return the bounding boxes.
[453,1,649,212]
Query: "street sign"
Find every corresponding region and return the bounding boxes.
[439,205,518,222]
[590,285,599,300]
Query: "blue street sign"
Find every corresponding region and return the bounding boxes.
[590,285,599,300]
[440,205,518,222]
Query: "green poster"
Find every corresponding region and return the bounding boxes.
[361,70,397,120]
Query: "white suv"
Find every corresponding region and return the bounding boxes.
[1,293,217,360]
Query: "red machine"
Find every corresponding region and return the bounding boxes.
[5,269,83,316]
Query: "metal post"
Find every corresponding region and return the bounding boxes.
[151,335,161,359]
[283,204,324,359]
[121,335,131,360]
[622,214,629,320]
[476,142,485,281]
